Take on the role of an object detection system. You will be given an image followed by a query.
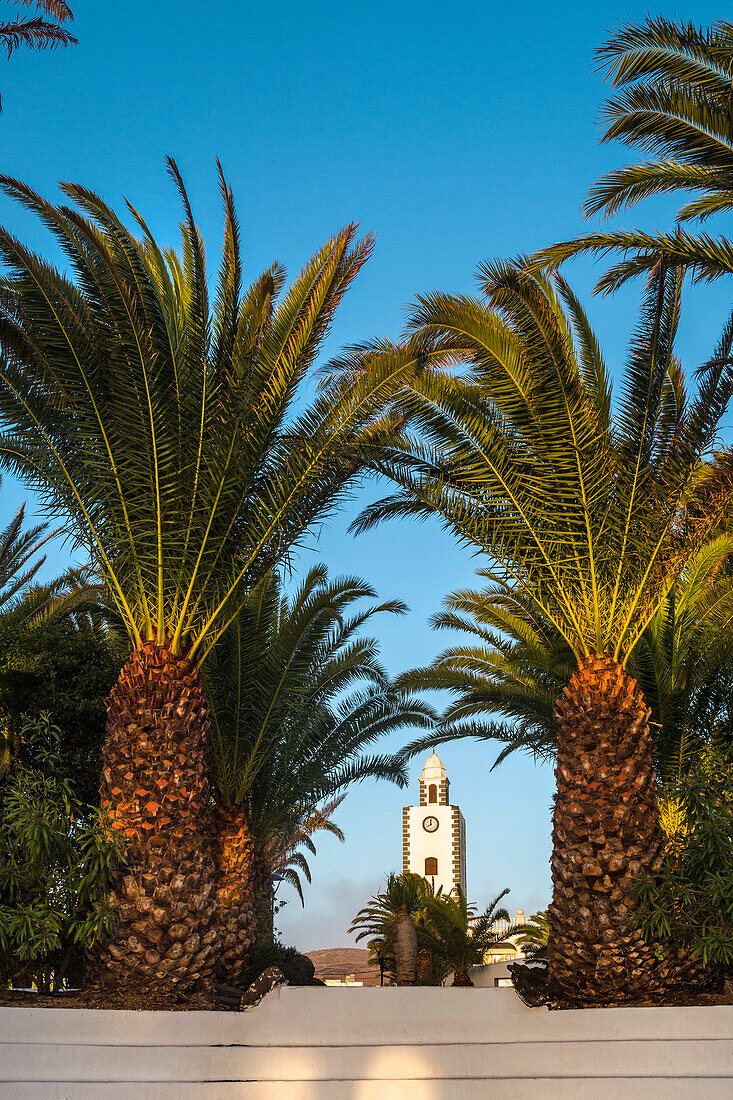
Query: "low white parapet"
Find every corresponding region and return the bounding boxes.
[1,987,732,1098]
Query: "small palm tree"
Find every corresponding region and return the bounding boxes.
[514,910,550,961]
[0,163,427,998]
[350,873,436,986]
[366,936,392,986]
[419,888,514,986]
[345,258,733,1003]
[204,567,435,983]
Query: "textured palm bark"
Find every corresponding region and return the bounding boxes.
[452,970,473,987]
[416,946,432,983]
[211,805,255,986]
[88,642,219,999]
[393,911,417,985]
[549,654,668,1004]
[250,846,275,945]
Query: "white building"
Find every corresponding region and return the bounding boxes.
[402,752,466,896]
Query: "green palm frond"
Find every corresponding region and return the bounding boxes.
[532,19,733,286]
[399,531,733,776]
[347,261,733,666]
[588,18,733,222]
[0,3,75,60]
[0,164,429,663]
[350,873,438,942]
[416,887,522,980]
[203,566,436,905]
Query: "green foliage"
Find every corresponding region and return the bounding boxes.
[533,18,733,288]
[634,746,733,972]
[346,260,733,667]
[204,567,434,902]
[0,619,123,802]
[242,938,317,987]
[397,571,573,769]
[0,164,423,662]
[514,910,549,961]
[417,888,515,984]
[399,534,733,772]
[350,872,437,943]
[0,714,124,993]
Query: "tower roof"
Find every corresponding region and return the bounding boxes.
[422,751,446,781]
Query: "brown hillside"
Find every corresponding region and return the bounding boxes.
[305,948,380,986]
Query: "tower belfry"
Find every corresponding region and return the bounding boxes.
[403,752,466,897]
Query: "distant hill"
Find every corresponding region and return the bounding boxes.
[305,947,380,986]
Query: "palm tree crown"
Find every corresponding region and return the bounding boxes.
[419,887,514,986]
[352,260,733,664]
[399,535,733,773]
[0,161,421,662]
[204,566,434,891]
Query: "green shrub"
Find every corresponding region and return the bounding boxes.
[0,714,124,993]
[241,939,317,987]
[634,746,733,977]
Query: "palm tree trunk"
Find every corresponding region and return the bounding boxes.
[212,805,255,986]
[550,654,669,1004]
[416,946,432,983]
[250,846,275,944]
[88,642,219,999]
[393,911,417,985]
[452,970,473,987]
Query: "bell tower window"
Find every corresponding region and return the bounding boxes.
[428,784,437,804]
[425,857,438,876]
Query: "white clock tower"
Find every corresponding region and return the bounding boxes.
[402,752,466,897]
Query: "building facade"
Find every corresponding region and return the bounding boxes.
[402,752,466,896]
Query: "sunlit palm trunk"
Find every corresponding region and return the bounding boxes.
[393,911,417,985]
[549,654,668,1004]
[212,806,255,986]
[88,642,219,999]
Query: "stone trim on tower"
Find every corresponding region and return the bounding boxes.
[451,807,461,895]
[402,806,410,875]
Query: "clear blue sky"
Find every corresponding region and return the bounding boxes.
[2,1,732,949]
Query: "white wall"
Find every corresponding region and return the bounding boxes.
[2,987,732,1098]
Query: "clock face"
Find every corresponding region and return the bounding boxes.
[423,815,439,833]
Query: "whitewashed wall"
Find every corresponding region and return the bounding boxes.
[1,986,732,1098]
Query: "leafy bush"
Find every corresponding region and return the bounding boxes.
[0,621,123,804]
[241,938,317,987]
[634,746,733,977]
[0,714,124,993]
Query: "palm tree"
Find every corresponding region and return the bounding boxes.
[0,163,429,999]
[350,873,436,985]
[400,534,733,776]
[204,567,434,984]
[514,910,550,961]
[419,888,515,986]
[345,259,733,1003]
[533,18,733,289]
[397,570,573,769]
[366,936,392,986]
